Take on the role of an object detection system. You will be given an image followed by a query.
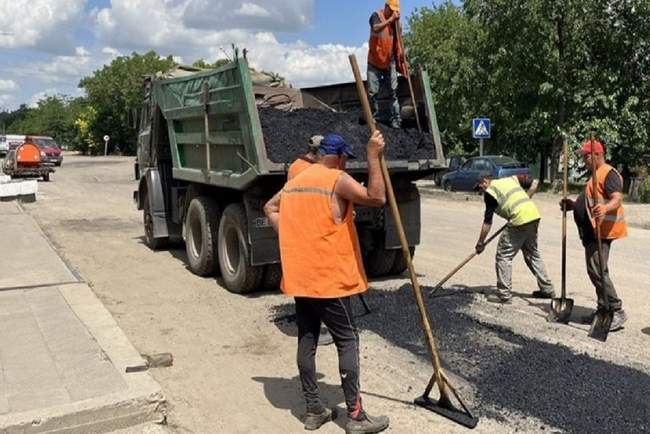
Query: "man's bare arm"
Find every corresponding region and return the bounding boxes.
[264,190,282,232]
[372,11,399,33]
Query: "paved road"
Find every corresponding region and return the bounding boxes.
[22,156,650,434]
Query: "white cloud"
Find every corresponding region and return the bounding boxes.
[0,80,18,92]
[0,0,85,53]
[0,94,15,108]
[16,46,94,84]
[92,0,365,87]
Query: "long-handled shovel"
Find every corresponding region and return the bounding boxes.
[429,185,539,296]
[349,54,478,429]
[587,140,613,341]
[396,20,422,132]
[548,135,574,323]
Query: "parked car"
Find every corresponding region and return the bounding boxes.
[4,134,26,151]
[441,155,529,192]
[31,136,63,166]
[433,155,464,186]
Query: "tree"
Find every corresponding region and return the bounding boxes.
[79,51,176,155]
[192,58,230,69]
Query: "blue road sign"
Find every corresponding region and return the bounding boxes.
[472,118,491,139]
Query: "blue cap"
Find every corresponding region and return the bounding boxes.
[319,133,356,159]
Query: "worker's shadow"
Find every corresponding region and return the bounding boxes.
[252,374,347,430]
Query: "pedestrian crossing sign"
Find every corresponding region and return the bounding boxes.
[472,118,491,139]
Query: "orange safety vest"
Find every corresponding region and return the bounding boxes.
[586,163,627,239]
[287,157,312,180]
[368,9,406,74]
[279,164,368,298]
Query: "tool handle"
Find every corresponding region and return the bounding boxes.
[561,135,568,299]
[589,138,607,308]
[349,54,446,392]
[396,21,422,132]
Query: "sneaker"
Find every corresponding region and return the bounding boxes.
[346,412,389,434]
[532,290,555,299]
[609,310,628,332]
[304,408,335,431]
[486,294,513,304]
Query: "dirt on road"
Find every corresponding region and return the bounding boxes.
[21,156,650,434]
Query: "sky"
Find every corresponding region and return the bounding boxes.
[0,0,441,111]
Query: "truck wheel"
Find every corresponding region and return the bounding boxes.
[261,263,282,290]
[144,195,169,250]
[218,203,263,293]
[363,247,397,278]
[185,196,220,276]
[390,246,416,275]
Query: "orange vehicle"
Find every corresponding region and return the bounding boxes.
[2,137,55,181]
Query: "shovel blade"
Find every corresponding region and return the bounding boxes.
[547,297,574,323]
[588,310,614,342]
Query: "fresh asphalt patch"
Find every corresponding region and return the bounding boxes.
[270,286,650,434]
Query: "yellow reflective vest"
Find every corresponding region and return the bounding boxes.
[486,176,541,226]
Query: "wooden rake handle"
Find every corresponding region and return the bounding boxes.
[348,54,448,395]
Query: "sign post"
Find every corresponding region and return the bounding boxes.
[103,135,110,156]
[472,118,491,156]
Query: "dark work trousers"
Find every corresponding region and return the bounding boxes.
[584,239,622,311]
[295,296,362,416]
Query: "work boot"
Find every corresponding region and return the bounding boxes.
[531,289,555,299]
[486,294,512,304]
[304,408,335,431]
[346,412,389,434]
[609,310,628,332]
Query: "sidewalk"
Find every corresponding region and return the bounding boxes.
[0,201,165,433]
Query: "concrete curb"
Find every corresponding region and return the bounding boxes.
[0,206,166,433]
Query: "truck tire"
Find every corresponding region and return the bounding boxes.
[143,194,168,250]
[185,196,220,276]
[218,203,263,294]
[261,263,282,291]
[390,246,416,275]
[363,247,397,278]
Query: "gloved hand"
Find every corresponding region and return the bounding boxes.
[475,242,485,255]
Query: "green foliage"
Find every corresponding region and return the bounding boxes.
[640,177,650,203]
[405,0,650,181]
[4,96,85,148]
[192,58,230,69]
[79,51,176,155]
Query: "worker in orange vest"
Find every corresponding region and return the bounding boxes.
[265,132,390,434]
[287,135,323,180]
[561,139,628,331]
[368,0,405,129]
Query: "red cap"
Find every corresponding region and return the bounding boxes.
[581,139,604,155]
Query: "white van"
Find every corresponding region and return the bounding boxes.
[5,134,26,151]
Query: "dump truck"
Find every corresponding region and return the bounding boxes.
[134,54,446,294]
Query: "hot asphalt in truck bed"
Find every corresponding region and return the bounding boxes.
[271,286,650,434]
[259,107,435,163]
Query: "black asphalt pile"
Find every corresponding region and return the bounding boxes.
[269,287,650,434]
[259,107,435,163]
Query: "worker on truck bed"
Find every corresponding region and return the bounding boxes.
[287,135,323,180]
[264,132,390,434]
[474,173,555,303]
[560,139,628,331]
[368,0,405,129]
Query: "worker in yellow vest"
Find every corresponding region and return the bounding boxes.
[560,139,627,331]
[368,0,405,129]
[264,132,390,434]
[475,174,554,303]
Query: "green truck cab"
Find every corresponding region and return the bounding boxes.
[134,54,446,294]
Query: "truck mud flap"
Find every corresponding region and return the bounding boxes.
[139,168,170,239]
[243,193,280,266]
[384,184,421,249]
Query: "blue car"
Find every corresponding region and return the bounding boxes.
[441,155,529,192]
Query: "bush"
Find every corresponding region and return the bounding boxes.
[639,177,650,203]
